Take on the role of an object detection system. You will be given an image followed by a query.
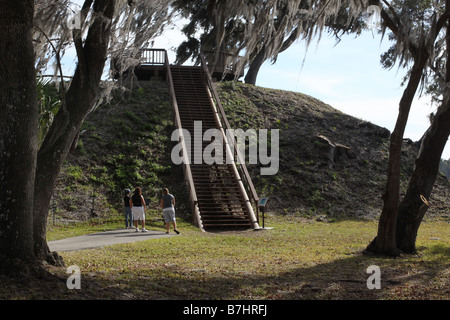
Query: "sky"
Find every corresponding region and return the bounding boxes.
[152,23,450,160]
[58,5,449,159]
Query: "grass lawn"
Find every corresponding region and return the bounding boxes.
[1,214,449,300]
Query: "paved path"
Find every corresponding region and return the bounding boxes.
[48,228,174,252]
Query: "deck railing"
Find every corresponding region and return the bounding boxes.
[141,48,166,65]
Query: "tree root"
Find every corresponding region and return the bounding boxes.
[363,237,403,257]
[43,250,65,268]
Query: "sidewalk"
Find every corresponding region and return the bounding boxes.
[48,228,174,252]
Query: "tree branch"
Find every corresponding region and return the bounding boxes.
[33,25,67,112]
[72,0,94,82]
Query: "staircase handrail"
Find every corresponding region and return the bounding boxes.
[163,50,203,230]
[199,54,260,220]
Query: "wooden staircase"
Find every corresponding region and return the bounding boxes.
[169,65,258,231]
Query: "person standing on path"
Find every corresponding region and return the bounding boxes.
[130,187,148,232]
[123,189,133,229]
[160,188,179,234]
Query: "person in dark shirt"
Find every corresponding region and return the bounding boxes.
[123,189,133,229]
[130,187,148,232]
[160,188,179,234]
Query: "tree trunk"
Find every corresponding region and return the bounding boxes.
[0,0,39,275]
[33,0,116,264]
[394,4,450,254]
[245,46,266,85]
[396,92,450,253]
[244,27,300,85]
[365,51,428,256]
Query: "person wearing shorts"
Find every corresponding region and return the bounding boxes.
[130,187,148,232]
[160,188,179,234]
[123,189,133,229]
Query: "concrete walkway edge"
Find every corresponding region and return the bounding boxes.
[48,228,174,252]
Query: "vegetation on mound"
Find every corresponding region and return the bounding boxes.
[216,82,449,220]
[51,83,188,223]
[49,80,449,225]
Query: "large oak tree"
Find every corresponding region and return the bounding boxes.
[365,0,450,255]
[0,0,38,275]
[174,0,365,84]
[0,0,173,274]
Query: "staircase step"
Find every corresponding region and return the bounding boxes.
[202,223,252,228]
[170,65,253,230]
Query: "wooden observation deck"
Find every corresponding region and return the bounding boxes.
[112,48,243,82]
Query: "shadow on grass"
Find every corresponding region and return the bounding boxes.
[5,242,444,300]
[147,247,448,300]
